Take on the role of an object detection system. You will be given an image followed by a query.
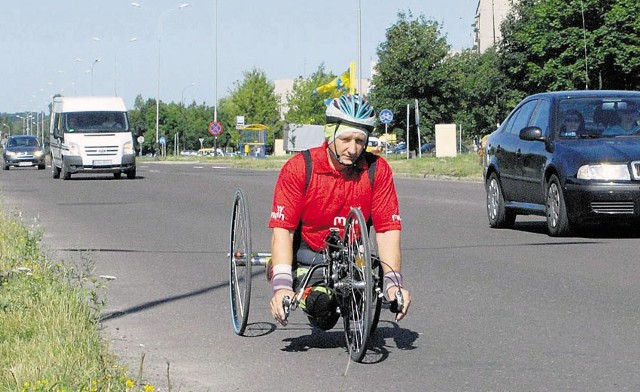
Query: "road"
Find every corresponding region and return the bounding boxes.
[1,162,639,391]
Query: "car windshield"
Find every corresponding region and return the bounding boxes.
[557,97,640,139]
[64,111,129,133]
[8,137,40,147]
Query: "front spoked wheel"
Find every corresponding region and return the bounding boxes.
[341,207,374,362]
[229,189,252,335]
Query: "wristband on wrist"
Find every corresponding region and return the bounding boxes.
[383,271,403,295]
[270,263,293,292]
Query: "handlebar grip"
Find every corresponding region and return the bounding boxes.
[282,295,291,320]
[389,290,404,314]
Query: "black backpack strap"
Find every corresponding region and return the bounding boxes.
[294,149,313,258]
[363,152,378,228]
[302,149,312,192]
[364,152,378,190]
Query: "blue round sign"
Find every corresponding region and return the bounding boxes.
[379,109,393,124]
[159,136,166,145]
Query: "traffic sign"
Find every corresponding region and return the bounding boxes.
[379,109,393,124]
[209,121,223,136]
[159,136,166,145]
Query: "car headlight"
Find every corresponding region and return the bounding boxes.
[5,151,16,157]
[68,142,80,155]
[123,141,133,155]
[577,164,630,180]
[33,150,43,157]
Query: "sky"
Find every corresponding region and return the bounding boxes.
[1,0,479,114]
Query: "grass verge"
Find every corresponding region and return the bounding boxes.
[0,209,154,392]
[146,152,485,180]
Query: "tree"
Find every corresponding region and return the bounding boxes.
[130,94,217,154]
[442,48,520,138]
[499,0,640,94]
[285,65,336,125]
[130,95,157,154]
[224,68,281,150]
[369,11,451,152]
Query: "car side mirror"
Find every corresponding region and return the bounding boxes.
[519,126,544,141]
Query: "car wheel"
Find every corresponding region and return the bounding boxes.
[486,172,515,228]
[126,167,136,179]
[38,164,45,170]
[546,174,571,236]
[62,158,71,180]
[113,172,122,179]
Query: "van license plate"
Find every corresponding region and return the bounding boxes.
[93,160,111,166]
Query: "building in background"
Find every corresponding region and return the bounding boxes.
[474,0,512,52]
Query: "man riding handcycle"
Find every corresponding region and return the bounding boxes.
[229,94,411,362]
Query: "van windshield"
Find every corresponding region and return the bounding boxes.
[64,112,129,133]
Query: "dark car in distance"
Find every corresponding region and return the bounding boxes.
[391,142,406,154]
[2,135,46,170]
[421,142,435,154]
[483,90,640,236]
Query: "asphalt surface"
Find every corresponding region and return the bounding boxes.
[1,161,639,391]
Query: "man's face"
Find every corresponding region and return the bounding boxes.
[331,131,367,166]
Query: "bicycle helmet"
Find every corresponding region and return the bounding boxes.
[325,94,376,132]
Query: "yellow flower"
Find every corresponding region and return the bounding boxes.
[125,379,135,388]
[144,385,155,392]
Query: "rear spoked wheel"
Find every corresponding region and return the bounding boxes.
[341,207,375,362]
[229,189,252,335]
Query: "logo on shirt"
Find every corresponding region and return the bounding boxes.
[271,205,286,221]
[333,216,347,227]
[392,214,401,222]
[333,207,362,227]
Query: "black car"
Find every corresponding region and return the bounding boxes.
[483,90,640,236]
[2,135,46,170]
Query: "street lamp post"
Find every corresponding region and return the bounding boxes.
[180,82,195,154]
[156,3,189,144]
[91,59,101,95]
[16,115,25,134]
[26,112,32,135]
[213,0,218,122]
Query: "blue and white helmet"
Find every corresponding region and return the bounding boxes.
[325,94,376,132]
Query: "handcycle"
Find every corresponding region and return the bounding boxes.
[228,188,402,362]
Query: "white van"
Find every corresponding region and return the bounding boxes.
[49,96,136,180]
